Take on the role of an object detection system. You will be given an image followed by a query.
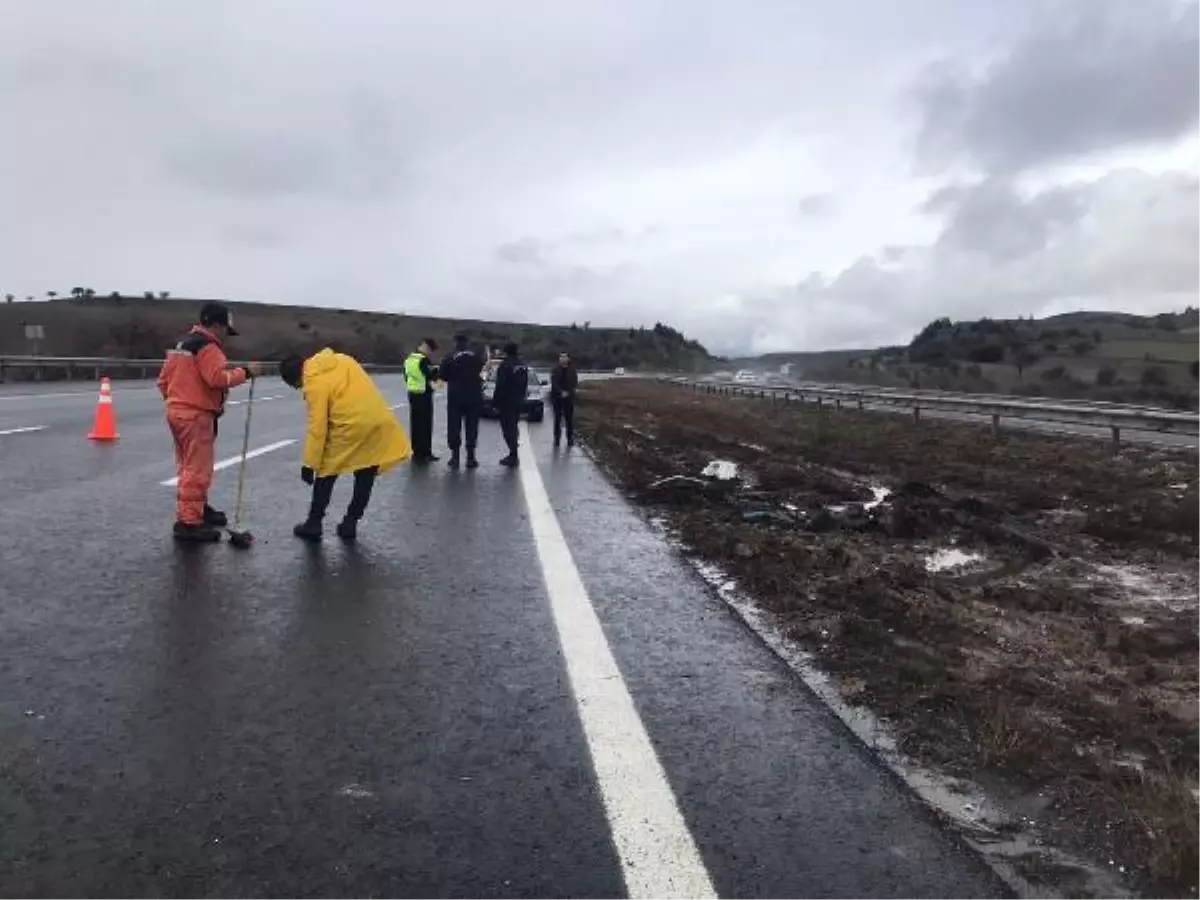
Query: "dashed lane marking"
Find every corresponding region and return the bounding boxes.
[516,422,717,900]
[0,425,46,436]
[159,439,296,486]
[226,395,283,406]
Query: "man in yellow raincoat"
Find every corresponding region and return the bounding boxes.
[279,348,411,541]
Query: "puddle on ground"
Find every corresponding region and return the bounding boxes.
[925,548,985,573]
[701,459,739,480]
[1089,563,1197,613]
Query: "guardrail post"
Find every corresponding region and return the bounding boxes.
[93,366,100,381]
[912,405,921,425]
[816,396,823,410]
[1110,426,1120,457]
[857,396,864,412]
[835,397,842,411]
[991,413,1000,438]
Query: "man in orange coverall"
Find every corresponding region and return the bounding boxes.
[157,303,262,542]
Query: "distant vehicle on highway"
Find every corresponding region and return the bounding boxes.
[734,369,757,383]
[614,367,625,376]
[482,367,546,422]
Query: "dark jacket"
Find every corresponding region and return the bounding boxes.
[439,344,485,404]
[550,364,578,402]
[493,355,529,410]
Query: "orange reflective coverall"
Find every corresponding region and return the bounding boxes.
[157,326,248,524]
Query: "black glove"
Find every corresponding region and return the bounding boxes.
[242,366,255,380]
[301,466,315,485]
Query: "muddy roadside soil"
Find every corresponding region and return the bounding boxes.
[576,380,1198,898]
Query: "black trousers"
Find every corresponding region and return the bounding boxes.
[446,398,481,452]
[553,397,575,443]
[499,408,520,457]
[309,466,379,521]
[408,391,434,458]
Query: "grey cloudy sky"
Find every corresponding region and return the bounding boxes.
[0,0,1196,354]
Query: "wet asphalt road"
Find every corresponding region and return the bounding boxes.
[0,377,1008,898]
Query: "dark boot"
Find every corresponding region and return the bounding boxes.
[174,521,221,543]
[293,517,323,541]
[466,450,479,469]
[499,454,519,467]
[203,504,228,527]
[448,450,461,469]
[335,518,358,541]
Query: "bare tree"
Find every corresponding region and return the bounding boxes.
[4,293,13,304]
[46,290,58,299]
[159,291,170,300]
[1014,347,1040,380]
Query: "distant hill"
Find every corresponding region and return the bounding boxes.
[746,309,1200,410]
[0,295,715,373]
[728,347,879,372]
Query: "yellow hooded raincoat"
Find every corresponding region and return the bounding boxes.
[301,348,412,477]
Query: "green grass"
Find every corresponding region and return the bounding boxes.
[1102,340,1199,363]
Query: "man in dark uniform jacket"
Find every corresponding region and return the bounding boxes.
[493,342,529,467]
[439,333,485,469]
[550,351,579,447]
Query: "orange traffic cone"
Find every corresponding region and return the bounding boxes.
[88,377,119,441]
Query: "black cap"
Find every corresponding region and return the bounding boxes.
[504,341,519,356]
[199,302,239,336]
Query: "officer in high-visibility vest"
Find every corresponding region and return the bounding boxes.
[405,338,440,464]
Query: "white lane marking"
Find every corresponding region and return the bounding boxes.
[226,395,283,406]
[159,439,296,486]
[0,425,46,436]
[516,422,717,900]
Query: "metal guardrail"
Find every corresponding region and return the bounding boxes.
[0,355,628,384]
[667,377,1198,455]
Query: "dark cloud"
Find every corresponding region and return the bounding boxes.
[923,179,1087,261]
[163,134,334,196]
[798,193,835,217]
[495,238,548,266]
[737,168,1198,353]
[914,0,1199,173]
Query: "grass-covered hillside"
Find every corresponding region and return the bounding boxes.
[747,309,1199,410]
[0,294,715,373]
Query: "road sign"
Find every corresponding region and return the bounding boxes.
[24,325,44,340]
